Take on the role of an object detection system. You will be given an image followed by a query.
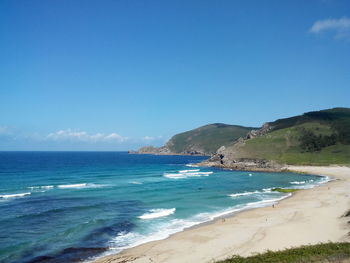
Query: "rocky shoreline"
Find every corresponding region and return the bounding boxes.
[128,146,207,156]
[128,150,206,156]
[198,157,286,172]
[128,149,286,172]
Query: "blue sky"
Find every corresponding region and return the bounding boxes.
[1,0,350,150]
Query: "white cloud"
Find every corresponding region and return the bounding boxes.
[46,129,128,143]
[310,17,350,40]
[143,136,156,141]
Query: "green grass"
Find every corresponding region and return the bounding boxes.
[217,243,350,263]
[271,188,299,193]
[225,122,350,165]
[167,123,255,155]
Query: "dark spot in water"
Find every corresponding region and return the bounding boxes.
[17,200,143,263]
[82,220,135,246]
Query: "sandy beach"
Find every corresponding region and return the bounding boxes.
[93,166,350,263]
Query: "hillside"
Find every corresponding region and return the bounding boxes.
[132,123,255,155]
[205,108,350,169]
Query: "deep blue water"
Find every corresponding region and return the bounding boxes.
[0,152,327,263]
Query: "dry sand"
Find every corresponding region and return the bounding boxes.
[93,166,350,263]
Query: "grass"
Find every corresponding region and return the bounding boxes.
[226,122,350,166]
[216,243,350,263]
[167,124,255,154]
[271,188,299,193]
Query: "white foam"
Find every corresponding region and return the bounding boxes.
[163,173,187,179]
[185,171,213,176]
[163,171,213,179]
[130,181,143,185]
[0,192,31,199]
[139,208,176,220]
[287,176,331,190]
[97,176,331,260]
[317,176,331,184]
[179,169,200,173]
[229,191,260,197]
[28,185,54,190]
[104,193,293,258]
[290,181,306,185]
[229,188,275,197]
[57,183,107,189]
[57,183,88,189]
[185,164,199,167]
[262,188,273,193]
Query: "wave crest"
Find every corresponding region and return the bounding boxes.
[139,208,176,220]
[57,183,88,189]
[28,185,54,190]
[0,192,31,199]
[229,191,260,197]
[57,183,106,189]
[179,169,200,173]
[290,181,306,185]
[185,164,199,167]
[164,169,213,179]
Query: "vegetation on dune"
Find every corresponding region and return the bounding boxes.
[217,243,350,263]
[271,188,299,193]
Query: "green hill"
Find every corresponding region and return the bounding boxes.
[165,123,255,155]
[216,108,350,166]
[133,123,255,155]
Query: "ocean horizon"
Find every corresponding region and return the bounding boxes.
[0,151,328,263]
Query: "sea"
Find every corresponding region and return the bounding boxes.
[0,151,329,263]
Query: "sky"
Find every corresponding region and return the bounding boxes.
[1,0,350,151]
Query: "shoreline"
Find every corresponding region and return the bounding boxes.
[93,165,350,263]
[128,151,209,157]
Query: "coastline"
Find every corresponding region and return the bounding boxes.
[128,151,209,156]
[93,165,350,263]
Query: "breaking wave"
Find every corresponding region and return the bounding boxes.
[28,185,54,190]
[229,191,260,197]
[107,193,293,256]
[185,164,199,167]
[179,169,200,173]
[164,169,213,179]
[138,208,176,220]
[130,181,143,185]
[0,192,31,199]
[57,183,106,189]
[290,181,306,185]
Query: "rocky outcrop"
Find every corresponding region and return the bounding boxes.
[128,146,205,156]
[199,156,284,172]
[199,123,285,171]
[245,123,272,139]
[128,146,172,155]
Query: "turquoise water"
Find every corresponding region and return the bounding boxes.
[0,152,327,263]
